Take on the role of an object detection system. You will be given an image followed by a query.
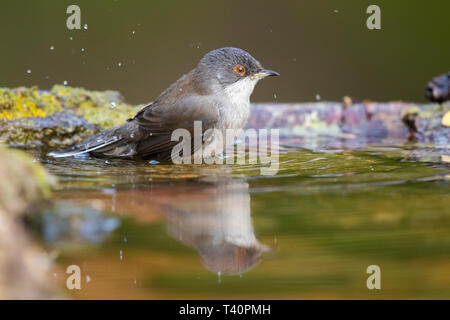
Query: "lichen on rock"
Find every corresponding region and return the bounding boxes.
[0,85,142,148]
[0,86,62,120]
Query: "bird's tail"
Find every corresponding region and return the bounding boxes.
[47,123,137,158]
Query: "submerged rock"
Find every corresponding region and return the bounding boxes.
[0,146,55,299]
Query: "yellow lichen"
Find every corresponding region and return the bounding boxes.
[0,87,62,120]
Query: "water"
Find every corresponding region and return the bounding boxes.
[30,139,449,299]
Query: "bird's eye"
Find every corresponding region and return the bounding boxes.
[234,64,246,76]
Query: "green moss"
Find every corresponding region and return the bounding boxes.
[0,85,141,129]
[0,85,144,147]
[0,87,62,120]
[0,145,53,215]
[50,85,141,129]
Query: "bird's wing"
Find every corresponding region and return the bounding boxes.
[133,95,220,158]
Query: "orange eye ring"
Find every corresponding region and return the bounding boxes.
[234,64,246,76]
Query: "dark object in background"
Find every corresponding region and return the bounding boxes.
[426,72,450,103]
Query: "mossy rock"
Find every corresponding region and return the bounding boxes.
[0,85,142,148]
[0,145,56,298]
[0,85,449,148]
[0,145,53,216]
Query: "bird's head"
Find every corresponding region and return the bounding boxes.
[196,47,279,100]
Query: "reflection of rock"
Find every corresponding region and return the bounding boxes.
[163,180,269,275]
[35,201,120,244]
[0,146,55,298]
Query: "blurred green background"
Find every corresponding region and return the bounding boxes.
[1,0,449,104]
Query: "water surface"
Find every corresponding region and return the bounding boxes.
[31,139,450,299]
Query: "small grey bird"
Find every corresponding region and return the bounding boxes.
[48,47,279,161]
[426,72,450,103]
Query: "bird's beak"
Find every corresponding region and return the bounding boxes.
[250,69,280,80]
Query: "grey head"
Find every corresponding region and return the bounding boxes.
[194,47,279,95]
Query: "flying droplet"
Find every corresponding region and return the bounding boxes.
[334,9,339,13]
[124,236,127,243]
[69,36,73,40]
[149,160,159,165]
[83,24,88,30]
[316,94,321,101]
[110,102,116,108]
[26,69,31,74]
[50,45,54,51]
[81,48,85,52]
[118,62,122,67]
[86,275,91,283]
[132,30,136,35]
[63,80,68,86]
[119,249,123,261]
[273,93,277,99]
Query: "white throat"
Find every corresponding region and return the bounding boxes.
[223,77,258,106]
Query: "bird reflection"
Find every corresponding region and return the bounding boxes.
[162,180,269,275]
[52,176,270,276]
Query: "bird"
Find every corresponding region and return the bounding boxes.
[426,72,449,103]
[48,47,279,162]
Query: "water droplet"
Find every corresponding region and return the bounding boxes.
[105,160,110,164]
[130,133,135,139]
[119,249,123,260]
[110,102,116,108]
[26,69,31,74]
[124,236,127,243]
[149,160,159,165]
[273,93,277,99]
[83,24,88,30]
[86,275,91,283]
[217,271,222,284]
[334,9,339,13]
[315,94,321,101]
[178,88,183,92]
[50,45,54,50]
[69,36,73,40]
[132,30,136,35]
[81,48,85,52]
[63,80,68,86]
[118,62,122,67]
